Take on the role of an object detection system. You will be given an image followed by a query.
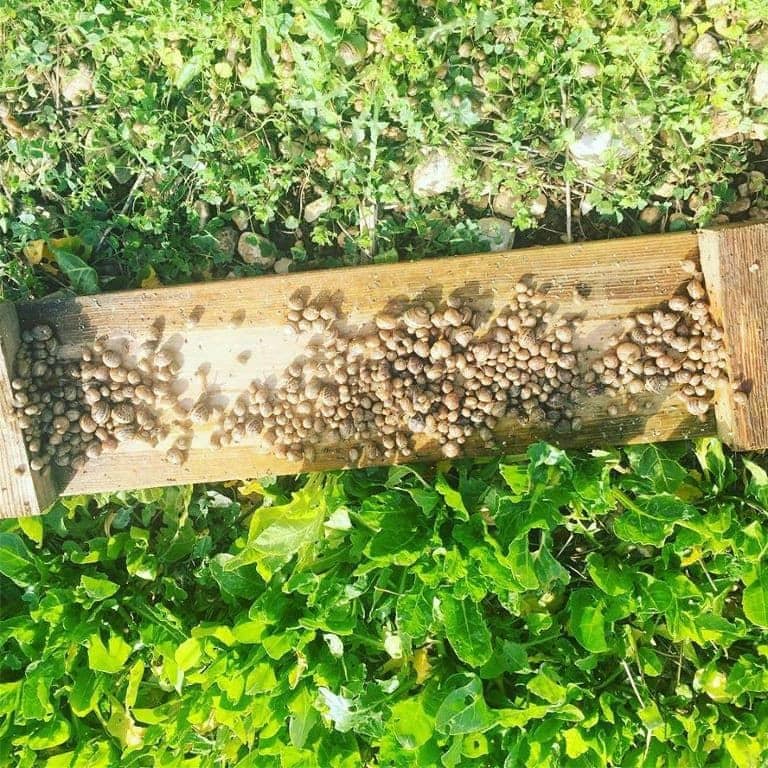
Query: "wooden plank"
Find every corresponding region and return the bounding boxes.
[9,229,715,502]
[0,303,57,517]
[699,222,768,451]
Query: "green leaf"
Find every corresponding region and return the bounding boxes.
[435,675,495,735]
[507,535,539,590]
[79,575,119,601]
[441,595,492,667]
[87,633,132,674]
[174,55,202,89]
[53,249,99,294]
[527,668,567,704]
[69,668,102,717]
[0,532,38,586]
[18,515,44,546]
[568,589,609,653]
[396,584,434,642]
[435,473,468,519]
[174,637,202,671]
[27,717,71,750]
[743,572,768,629]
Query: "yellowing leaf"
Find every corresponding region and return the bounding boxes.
[140,266,162,289]
[680,546,702,567]
[412,646,432,684]
[239,479,265,497]
[23,239,50,265]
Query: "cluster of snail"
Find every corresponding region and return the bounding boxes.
[11,261,739,475]
[10,319,189,472]
[596,260,739,419]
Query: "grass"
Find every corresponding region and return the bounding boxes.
[1,0,767,299]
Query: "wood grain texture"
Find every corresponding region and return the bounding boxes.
[10,230,717,501]
[0,303,57,517]
[699,222,768,451]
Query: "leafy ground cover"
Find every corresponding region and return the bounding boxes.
[1,440,768,766]
[1,1,768,299]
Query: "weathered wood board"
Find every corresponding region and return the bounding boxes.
[0,303,57,516]
[4,223,766,517]
[700,222,768,451]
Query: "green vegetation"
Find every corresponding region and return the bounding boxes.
[2,441,768,766]
[1,1,768,299]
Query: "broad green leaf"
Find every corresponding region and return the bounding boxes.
[441,595,492,667]
[743,572,768,628]
[288,687,318,749]
[174,637,202,671]
[390,696,434,749]
[125,660,145,709]
[563,728,590,758]
[87,633,132,674]
[435,473,468,519]
[69,668,102,717]
[507,535,539,590]
[27,717,71,750]
[0,532,38,586]
[527,669,567,704]
[53,249,99,294]
[624,444,687,493]
[435,675,495,735]
[18,515,44,546]
[586,553,633,596]
[396,584,434,642]
[568,589,609,653]
[80,575,119,601]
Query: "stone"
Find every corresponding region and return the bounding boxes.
[237,232,276,268]
[639,205,662,226]
[412,150,458,196]
[724,198,751,215]
[492,187,519,218]
[214,227,238,257]
[577,62,600,79]
[529,193,548,218]
[569,129,627,171]
[661,17,679,54]
[231,210,250,230]
[304,196,335,223]
[751,62,768,106]
[477,217,514,252]
[691,33,719,63]
[192,200,210,228]
[61,67,94,105]
[273,257,292,274]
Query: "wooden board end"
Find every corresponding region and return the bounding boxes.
[0,303,58,517]
[699,222,768,451]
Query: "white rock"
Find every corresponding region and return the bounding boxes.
[569,129,624,171]
[751,62,768,106]
[477,217,514,252]
[691,33,719,63]
[529,193,548,218]
[492,188,519,218]
[273,257,292,274]
[237,232,276,268]
[231,210,250,230]
[61,67,94,105]
[577,62,600,79]
[304,196,335,223]
[412,150,458,197]
[639,205,662,226]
